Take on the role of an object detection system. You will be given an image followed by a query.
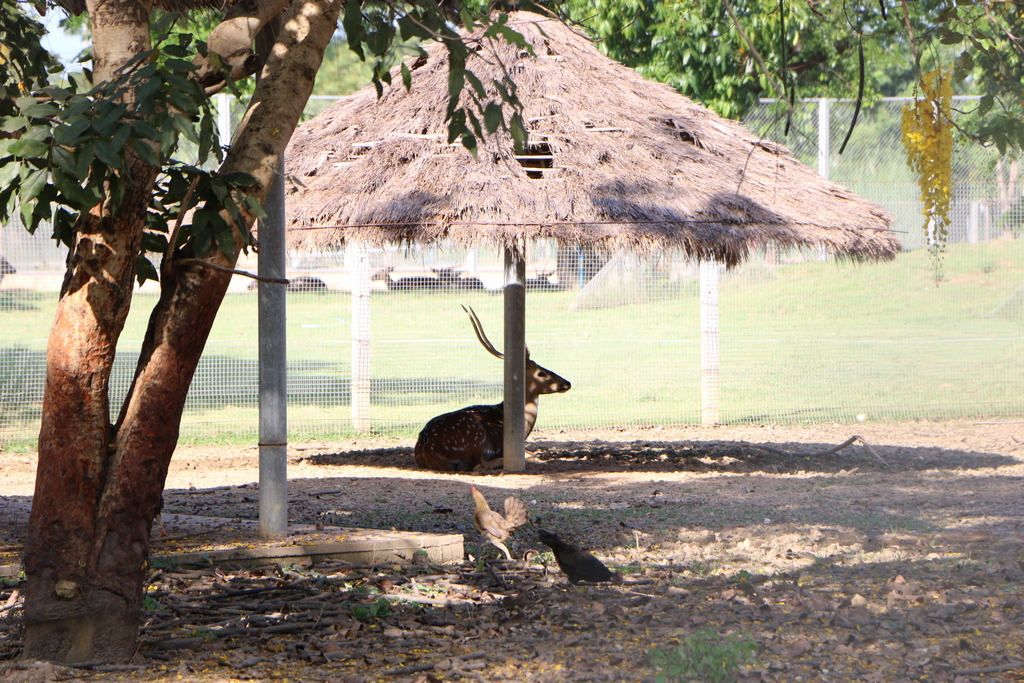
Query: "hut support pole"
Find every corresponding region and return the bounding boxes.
[700,260,721,426]
[258,155,288,540]
[503,245,527,472]
[348,242,371,432]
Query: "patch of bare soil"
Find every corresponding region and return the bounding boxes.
[2,419,1024,682]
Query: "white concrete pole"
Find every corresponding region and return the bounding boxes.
[347,242,371,432]
[216,93,233,147]
[700,260,721,426]
[258,157,288,540]
[817,98,831,261]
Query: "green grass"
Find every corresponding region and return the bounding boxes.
[2,239,1023,445]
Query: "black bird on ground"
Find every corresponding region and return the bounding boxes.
[537,528,620,584]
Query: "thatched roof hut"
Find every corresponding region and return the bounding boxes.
[284,12,898,265]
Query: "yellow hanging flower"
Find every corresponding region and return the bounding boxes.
[901,67,954,282]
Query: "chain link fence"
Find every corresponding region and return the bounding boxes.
[2,96,1022,444]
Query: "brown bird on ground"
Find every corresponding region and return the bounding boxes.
[538,528,619,584]
[470,486,528,560]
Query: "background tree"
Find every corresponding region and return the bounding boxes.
[548,0,1023,273]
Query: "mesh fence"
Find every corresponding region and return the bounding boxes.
[1,97,1023,444]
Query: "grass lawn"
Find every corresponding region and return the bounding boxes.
[2,238,1023,446]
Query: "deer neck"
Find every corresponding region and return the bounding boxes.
[495,398,540,438]
[524,397,540,439]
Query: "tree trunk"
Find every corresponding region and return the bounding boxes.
[23,0,157,662]
[22,0,341,662]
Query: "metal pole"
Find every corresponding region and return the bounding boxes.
[817,97,830,181]
[503,245,527,472]
[347,242,371,432]
[699,260,721,426]
[817,98,831,261]
[258,156,288,540]
[216,93,233,147]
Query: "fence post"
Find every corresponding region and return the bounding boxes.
[348,242,371,432]
[700,260,721,426]
[216,93,233,146]
[817,98,831,261]
[258,156,288,540]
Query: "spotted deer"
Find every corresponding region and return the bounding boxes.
[413,306,571,471]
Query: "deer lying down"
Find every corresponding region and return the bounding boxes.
[414,306,571,472]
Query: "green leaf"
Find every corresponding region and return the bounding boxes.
[50,146,79,178]
[136,253,160,285]
[131,120,161,141]
[465,70,486,99]
[52,118,91,146]
[191,218,213,257]
[169,89,200,116]
[108,172,125,212]
[51,167,98,210]
[20,201,38,232]
[75,141,94,179]
[172,113,199,144]
[401,62,412,91]
[214,221,236,258]
[978,94,994,116]
[509,113,527,154]
[461,132,478,157]
[343,2,366,60]
[447,108,466,144]
[483,102,503,134]
[221,171,258,187]
[142,231,169,253]
[110,123,132,156]
[164,58,195,73]
[241,193,267,220]
[447,69,465,118]
[51,208,76,247]
[1,115,28,134]
[466,108,483,141]
[8,138,48,158]
[61,97,94,120]
[92,138,122,170]
[20,102,60,119]
[20,167,48,203]
[134,75,162,106]
[0,156,20,188]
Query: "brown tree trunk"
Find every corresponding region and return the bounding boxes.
[22,0,157,662]
[22,0,342,663]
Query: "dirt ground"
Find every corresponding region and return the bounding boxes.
[2,419,1024,682]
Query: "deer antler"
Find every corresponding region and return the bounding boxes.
[462,305,503,359]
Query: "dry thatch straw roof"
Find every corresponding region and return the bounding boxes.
[285,12,898,266]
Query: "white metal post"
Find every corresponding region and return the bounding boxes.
[817,98,831,261]
[216,93,233,147]
[347,242,371,432]
[699,260,721,426]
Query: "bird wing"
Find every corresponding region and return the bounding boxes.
[501,496,528,531]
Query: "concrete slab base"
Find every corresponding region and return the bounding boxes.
[0,504,463,576]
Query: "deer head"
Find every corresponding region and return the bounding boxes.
[461,305,571,432]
